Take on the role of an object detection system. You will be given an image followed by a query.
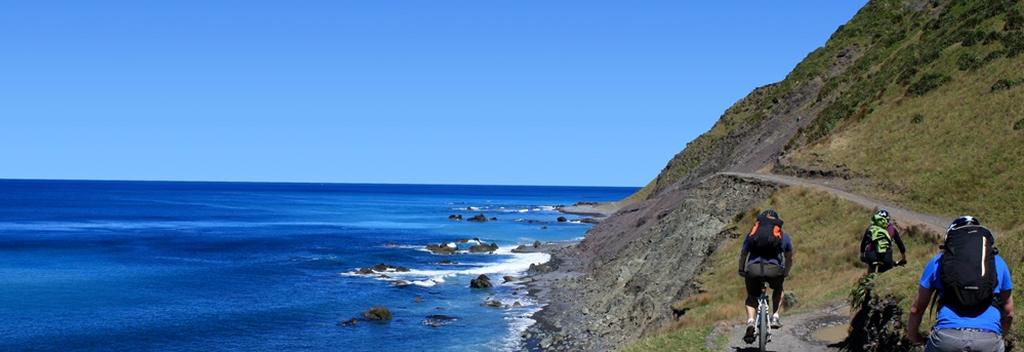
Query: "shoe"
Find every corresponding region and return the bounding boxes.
[743,321,756,344]
[770,315,782,329]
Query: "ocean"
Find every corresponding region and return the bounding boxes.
[0,179,635,351]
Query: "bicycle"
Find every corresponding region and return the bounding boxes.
[754,282,772,352]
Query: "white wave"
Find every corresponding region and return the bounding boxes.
[344,246,550,287]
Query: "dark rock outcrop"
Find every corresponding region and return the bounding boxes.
[469,274,492,289]
[426,243,457,255]
[448,214,463,221]
[467,214,489,222]
[337,318,359,327]
[468,242,499,253]
[363,306,392,321]
[354,263,410,275]
[556,216,567,222]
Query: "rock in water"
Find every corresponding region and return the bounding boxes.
[468,242,499,253]
[447,214,463,221]
[467,213,489,222]
[425,243,457,255]
[533,240,542,248]
[469,274,492,289]
[483,299,503,308]
[337,318,359,327]
[556,216,567,222]
[362,306,392,321]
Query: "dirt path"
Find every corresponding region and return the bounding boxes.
[718,303,849,352]
[722,172,949,234]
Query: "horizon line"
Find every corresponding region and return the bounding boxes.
[0,177,641,189]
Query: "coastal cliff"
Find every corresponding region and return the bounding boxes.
[526,0,1024,350]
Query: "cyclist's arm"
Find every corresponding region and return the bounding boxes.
[783,250,794,277]
[892,226,907,255]
[859,229,870,253]
[998,290,1013,333]
[738,246,749,274]
[906,286,933,345]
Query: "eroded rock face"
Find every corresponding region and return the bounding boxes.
[526,175,780,351]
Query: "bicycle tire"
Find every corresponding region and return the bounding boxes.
[758,306,769,351]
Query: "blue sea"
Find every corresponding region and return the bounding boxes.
[0,180,635,351]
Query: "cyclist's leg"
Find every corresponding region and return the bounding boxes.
[744,275,761,321]
[877,251,895,273]
[762,264,785,314]
[769,276,785,315]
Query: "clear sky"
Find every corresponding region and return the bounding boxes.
[1,1,866,187]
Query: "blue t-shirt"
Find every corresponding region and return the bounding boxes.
[743,233,793,268]
[919,253,1013,334]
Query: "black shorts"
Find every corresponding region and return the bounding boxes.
[744,263,784,307]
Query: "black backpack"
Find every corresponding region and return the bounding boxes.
[939,225,998,316]
[748,215,784,258]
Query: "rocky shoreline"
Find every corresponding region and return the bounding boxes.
[516,242,587,351]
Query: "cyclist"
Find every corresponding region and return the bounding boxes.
[859,209,907,273]
[906,216,1013,352]
[738,209,794,343]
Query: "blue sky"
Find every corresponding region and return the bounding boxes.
[1,1,866,186]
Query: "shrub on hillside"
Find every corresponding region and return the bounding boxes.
[1006,8,1024,31]
[991,78,1023,92]
[984,31,1003,45]
[1014,119,1024,131]
[834,274,913,352]
[983,50,1006,64]
[1002,31,1024,57]
[961,30,986,46]
[956,53,982,71]
[906,74,951,97]
[910,113,925,124]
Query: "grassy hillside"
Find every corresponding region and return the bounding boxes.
[629,0,1024,229]
[785,0,1024,232]
[624,186,1024,351]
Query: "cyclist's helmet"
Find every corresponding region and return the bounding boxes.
[872,212,888,227]
[947,215,980,233]
[876,209,890,221]
[760,209,779,220]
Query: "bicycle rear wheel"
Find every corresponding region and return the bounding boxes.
[758,308,769,351]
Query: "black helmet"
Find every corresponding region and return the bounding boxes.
[876,209,891,220]
[760,209,779,220]
[947,215,980,233]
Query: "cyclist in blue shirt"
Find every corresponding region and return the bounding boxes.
[907,216,1014,352]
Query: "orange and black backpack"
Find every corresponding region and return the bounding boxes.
[748,213,784,258]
